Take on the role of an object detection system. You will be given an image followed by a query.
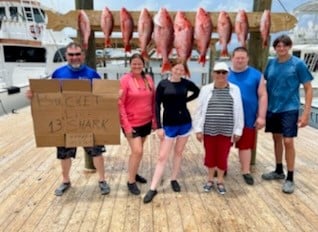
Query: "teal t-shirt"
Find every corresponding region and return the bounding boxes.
[264,56,313,113]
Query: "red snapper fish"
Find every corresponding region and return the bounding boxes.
[138,8,154,60]
[120,7,134,53]
[153,8,174,73]
[100,7,114,48]
[260,9,271,48]
[78,10,91,50]
[217,11,232,57]
[194,7,213,66]
[235,9,249,48]
[174,11,194,77]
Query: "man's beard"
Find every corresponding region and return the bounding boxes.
[70,63,81,69]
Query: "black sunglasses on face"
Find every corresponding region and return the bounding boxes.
[67,52,82,57]
[214,71,228,75]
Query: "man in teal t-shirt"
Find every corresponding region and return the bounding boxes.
[262,34,313,194]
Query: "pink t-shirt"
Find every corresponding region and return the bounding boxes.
[118,73,156,133]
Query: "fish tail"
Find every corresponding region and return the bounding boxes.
[124,44,131,53]
[184,63,191,77]
[161,61,171,73]
[105,38,111,47]
[82,43,88,50]
[141,50,150,61]
[198,55,206,67]
[220,48,229,58]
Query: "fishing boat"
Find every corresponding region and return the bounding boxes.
[289,0,318,128]
[0,0,72,116]
[289,0,318,88]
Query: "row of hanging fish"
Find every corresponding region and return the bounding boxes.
[77,7,271,74]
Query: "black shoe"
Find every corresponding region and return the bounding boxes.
[99,181,111,195]
[127,182,140,195]
[143,189,158,203]
[136,174,147,184]
[171,180,181,192]
[54,182,71,196]
[243,173,254,185]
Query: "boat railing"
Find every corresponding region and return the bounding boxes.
[304,52,318,72]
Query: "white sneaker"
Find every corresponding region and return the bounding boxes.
[282,180,295,194]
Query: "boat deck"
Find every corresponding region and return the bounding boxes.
[0,104,318,232]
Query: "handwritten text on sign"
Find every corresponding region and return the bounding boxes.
[30,79,120,147]
[34,93,113,134]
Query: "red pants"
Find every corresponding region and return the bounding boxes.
[235,127,256,149]
[203,134,232,170]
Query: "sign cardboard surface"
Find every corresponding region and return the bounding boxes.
[30,79,120,147]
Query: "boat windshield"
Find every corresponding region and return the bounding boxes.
[3,46,46,63]
[23,7,46,23]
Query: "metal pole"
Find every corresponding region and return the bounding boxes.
[248,0,272,165]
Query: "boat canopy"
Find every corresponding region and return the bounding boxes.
[293,0,318,14]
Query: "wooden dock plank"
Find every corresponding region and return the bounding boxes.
[1,105,318,232]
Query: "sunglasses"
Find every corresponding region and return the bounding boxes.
[67,52,82,57]
[214,71,228,75]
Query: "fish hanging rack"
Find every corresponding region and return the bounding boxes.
[46,10,297,49]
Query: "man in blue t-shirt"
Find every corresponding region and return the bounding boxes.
[262,35,313,194]
[27,42,110,196]
[228,47,268,186]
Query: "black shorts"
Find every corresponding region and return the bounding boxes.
[265,110,299,137]
[57,146,106,159]
[123,122,152,138]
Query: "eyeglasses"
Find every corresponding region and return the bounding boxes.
[214,71,228,75]
[67,52,82,57]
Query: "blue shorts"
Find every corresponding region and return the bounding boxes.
[163,123,192,138]
[265,110,299,137]
[57,146,106,159]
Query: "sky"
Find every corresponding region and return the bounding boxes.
[41,0,311,14]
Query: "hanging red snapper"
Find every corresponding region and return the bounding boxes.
[235,9,249,48]
[138,8,154,60]
[100,7,114,48]
[153,8,174,73]
[174,11,194,77]
[194,7,213,66]
[120,7,134,53]
[260,9,271,48]
[217,11,232,57]
[78,10,91,50]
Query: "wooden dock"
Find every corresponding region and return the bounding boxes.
[0,104,318,232]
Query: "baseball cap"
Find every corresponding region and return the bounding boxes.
[213,62,229,72]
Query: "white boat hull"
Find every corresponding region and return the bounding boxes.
[0,85,29,115]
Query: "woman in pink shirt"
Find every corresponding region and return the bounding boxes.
[118,53,156,195]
